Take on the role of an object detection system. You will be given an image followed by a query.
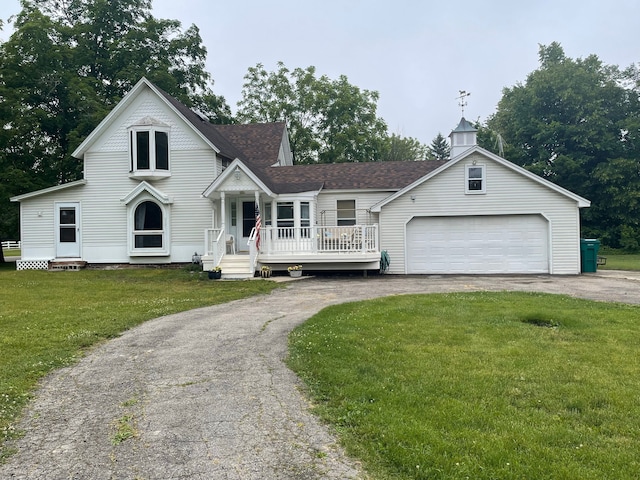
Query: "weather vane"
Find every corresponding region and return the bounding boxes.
[456,90,471,117]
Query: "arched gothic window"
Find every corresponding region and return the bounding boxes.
[134,201,163,248]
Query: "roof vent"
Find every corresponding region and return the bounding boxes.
[192,109,210,122]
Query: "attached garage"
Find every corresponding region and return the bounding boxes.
[406,215,549,274]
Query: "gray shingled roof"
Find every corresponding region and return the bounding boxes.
[157,83,445,194]
[263,161,446,193]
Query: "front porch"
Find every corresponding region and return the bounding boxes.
[202,225,381,277]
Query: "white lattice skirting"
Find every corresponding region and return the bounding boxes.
[16,259,50,270]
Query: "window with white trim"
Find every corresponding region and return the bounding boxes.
[129,127,170,177]
[301,202,310,238]
[466,164,485,194]
[277,202,294,238]
[134,201,164,248]
[337,199,356,225]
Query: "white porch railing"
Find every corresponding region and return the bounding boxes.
[204,228,225,266]
[206,224,378,267]
[257,225,378,255]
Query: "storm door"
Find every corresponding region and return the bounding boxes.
[55,202,81,258]
[240,201,257,251]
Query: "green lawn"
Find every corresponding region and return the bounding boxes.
[598,253,640,271]
[0,266,280,461]
[288,292,640,480]
[1,249,20,257]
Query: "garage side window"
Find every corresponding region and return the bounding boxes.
[466,165,485,194]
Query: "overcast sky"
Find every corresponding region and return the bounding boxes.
[2,0,639,145]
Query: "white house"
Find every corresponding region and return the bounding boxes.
[11,78,590,276]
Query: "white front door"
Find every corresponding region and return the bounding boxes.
[56,202,81,258]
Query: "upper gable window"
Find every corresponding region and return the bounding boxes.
[129,124,170,179]
[466,164,485,194]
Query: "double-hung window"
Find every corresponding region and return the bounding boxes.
[129,123,170,179]
[277,202,295,238]
[300,202,310,238]
[466,164,485,194]
[337,200,356,226]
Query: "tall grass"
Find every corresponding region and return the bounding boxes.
[0,266,279,460]
[288,292,640,479]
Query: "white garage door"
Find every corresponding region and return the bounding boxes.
[406,215,549,274]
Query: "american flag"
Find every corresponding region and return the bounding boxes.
[255,202,261,250]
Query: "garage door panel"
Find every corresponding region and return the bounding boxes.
[406,215,549,274]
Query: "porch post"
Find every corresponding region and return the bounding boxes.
[220,192,226,231]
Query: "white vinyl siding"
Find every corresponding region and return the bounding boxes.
[77,149,216,263]
[316,191,390,226]
[379,152,582,275]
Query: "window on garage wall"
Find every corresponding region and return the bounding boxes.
[466,164,485,194]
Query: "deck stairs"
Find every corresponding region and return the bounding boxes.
[217,254,254,279]
[49,260,87,271]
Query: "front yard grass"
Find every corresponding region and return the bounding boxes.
[0,266,280,461]
[288,292,640,479]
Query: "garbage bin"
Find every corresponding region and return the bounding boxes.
[580,239,600,273]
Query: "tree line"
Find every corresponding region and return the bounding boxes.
[1,0,638,254]
[479,42,640,250]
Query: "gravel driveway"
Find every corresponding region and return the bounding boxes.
[2,272,639,479]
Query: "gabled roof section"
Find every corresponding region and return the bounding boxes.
[202,159,275,198]
[71,77,243,161]
[213,123,289,169]
[371,146,591,212]
[121,181,173,205]
[153,87,244,161]
[10,180,87,202]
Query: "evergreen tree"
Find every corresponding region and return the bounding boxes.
[427,133,451,161]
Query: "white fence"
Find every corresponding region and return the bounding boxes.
[1,241,21,250]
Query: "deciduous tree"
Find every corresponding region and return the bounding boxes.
[486,42,640,248]
[238,62,388,163]
[381,134,427,161]
[0,0,231,244]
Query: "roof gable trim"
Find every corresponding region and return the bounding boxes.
[371,146,590,212]
[121,181,173,205]
[72,77,220,158]
[202,160,274,198]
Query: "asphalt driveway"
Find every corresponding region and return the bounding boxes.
[2,272,639,479]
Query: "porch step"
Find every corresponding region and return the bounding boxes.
[218,255,254,279]
[49,260,87,271]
